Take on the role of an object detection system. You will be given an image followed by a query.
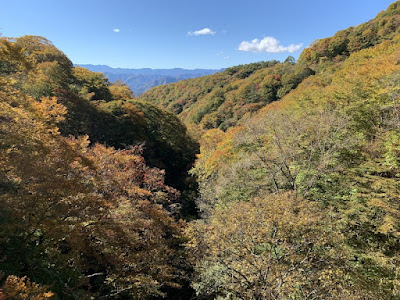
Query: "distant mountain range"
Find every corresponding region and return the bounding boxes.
[78,64,223,96]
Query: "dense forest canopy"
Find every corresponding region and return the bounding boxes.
[1,1,400,299]
[0,35,196,299]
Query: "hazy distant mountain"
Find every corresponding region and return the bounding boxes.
[78,64,223,95]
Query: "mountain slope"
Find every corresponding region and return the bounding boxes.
[79,64,222,95]
[189,35,400,298]
[1,2,400,299]
[185,2,400,298]
[140,60,315,131]
[140,1,400,133]
[0,35,197,299]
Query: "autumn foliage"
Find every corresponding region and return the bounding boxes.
[1,2,400,299]
[187,18,400,300]
[0,37,191,299]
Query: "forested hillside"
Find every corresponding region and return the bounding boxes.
[0,35,197,299]
[146,1,400,299]
[1,1,400,300]
[189,33,400,299]
[140,59,314,132]
[140,1,400,134]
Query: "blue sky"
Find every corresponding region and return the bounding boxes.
[0,0,395,69]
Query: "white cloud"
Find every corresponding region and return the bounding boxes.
[238,36,302,53]
[113,28,120,33]
[188,27,216,36]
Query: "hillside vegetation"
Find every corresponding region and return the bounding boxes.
[0,35,196,299]
[140,59,314,132]
[1,1,400,299]
[140,1,400,134]
[147,2,400,299]
[189,35,400,299]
